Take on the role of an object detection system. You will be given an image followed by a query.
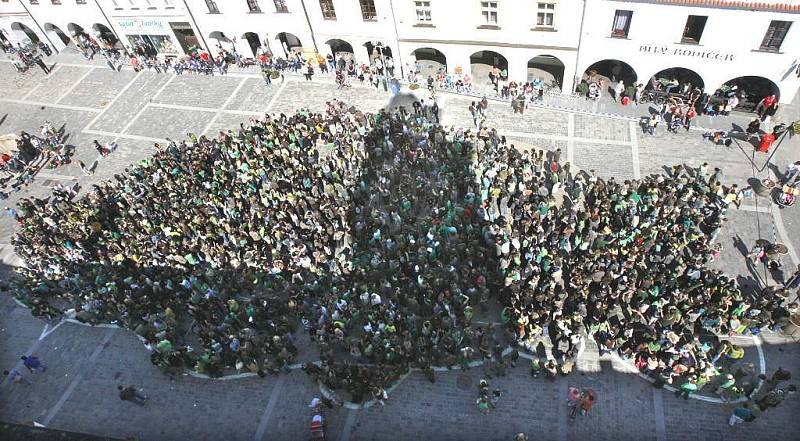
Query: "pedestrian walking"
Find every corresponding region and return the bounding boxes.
[20,355,46,373]
[118,384,147,406]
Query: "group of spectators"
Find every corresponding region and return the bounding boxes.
[4,95,797,410]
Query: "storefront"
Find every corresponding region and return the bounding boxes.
[113,17,199,56]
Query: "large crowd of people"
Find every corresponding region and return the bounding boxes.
[3,95,797,408]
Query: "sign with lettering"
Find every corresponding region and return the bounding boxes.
[114,18,169,35]
[639,45,734,62]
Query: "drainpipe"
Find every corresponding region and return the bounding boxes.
[181,0,211,52]
[298,0,319,53]
[573,0,588,93]
[387,0,404,79]
[16,0,59,54]
[93,0,131,56]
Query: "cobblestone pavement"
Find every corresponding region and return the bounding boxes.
[0,51,799,441]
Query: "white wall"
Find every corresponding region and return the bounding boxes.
[576,0,800,103]
[395,0,583,91]
[186,0,314,58]
[22,0,113,50]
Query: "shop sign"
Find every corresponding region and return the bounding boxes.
[115,18,169,35]
[639,44,735,62]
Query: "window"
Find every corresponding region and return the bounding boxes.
[481,1,497,25]
[611,9,632,38]
[415,1,431,22]
[359,0,377,21]
[76,0,87,4]
[51,0,62,4]
[29,0,39,4]
[536,2,554,28]
[681,15,707,44]
[273,0,288,12]
[205,0,219,13]
[319,0,336,19]
[247,0,261,12]
[760,20,792,52]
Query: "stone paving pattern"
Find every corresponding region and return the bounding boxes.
[0,50,798,441]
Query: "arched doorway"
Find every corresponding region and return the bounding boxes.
[648,67,704,94]
[67,23,85,38]
[364,41,392,64]
[209,31,232,51]
[242,32,261,58]
[92,23,117,47]
[44,23,70,47]
[717,76,780,112]
[326,39,354,58]
[412,47,446,78]
[10,22,40,44]
[583,59,637,86]
[275,32,302,56]
[470,50,508,84]
[527,55,565,90]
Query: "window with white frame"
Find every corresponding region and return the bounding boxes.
[536,2,554,28]
[205,0,219,13]
[273,0,288,12]
[481,1,498,25]
[76,0,87,4]
[760,20,792,52]
[415,1,431,23]
[319,0,336,19]
[359,0,377,21]
[247,0,261,12]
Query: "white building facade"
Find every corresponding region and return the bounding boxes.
[3,0,799,103]
[575,0,800,104]
[396,0,583,93]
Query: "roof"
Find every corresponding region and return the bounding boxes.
[615,0,800,13]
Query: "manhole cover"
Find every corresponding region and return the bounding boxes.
[456,373,472,390]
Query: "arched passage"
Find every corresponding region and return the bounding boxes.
[242,32,261,58]
[649,67,704,94]
[364,41,392,63]
[527,55,565,90]
[326,39,354,58]
[92,23,117,47]
[583,59,637,87]
[470,50,508,84]
[412,47,447,78]
[717,76,780,112]
[67,23,85,38]
[275,32,302,56]
[10,22,40,44]
[44,23,70,46]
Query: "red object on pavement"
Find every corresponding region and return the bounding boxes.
[621,96,630,106]
[758,132,775,152]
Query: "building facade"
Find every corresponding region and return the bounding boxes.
[576,0,800,104]
[2,0,799,103]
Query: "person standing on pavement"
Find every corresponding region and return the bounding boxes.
[746,118,761,142]
[305,63,314,81]
[784,161,800,185]
[614,80,625,103]
[431,101,439,123]
[20,355,46,373]
[469,102,480,129]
